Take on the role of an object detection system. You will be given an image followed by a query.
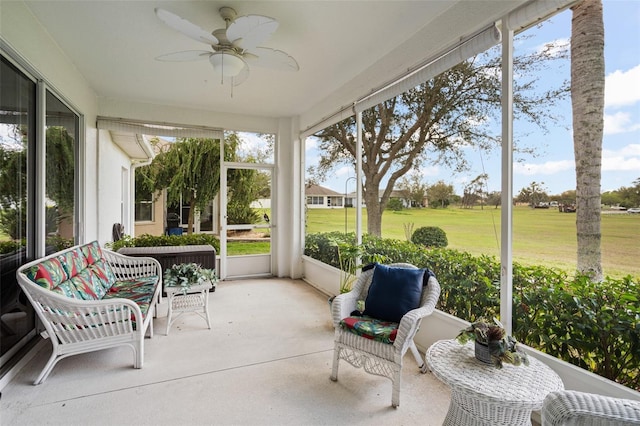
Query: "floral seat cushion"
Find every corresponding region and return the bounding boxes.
[103,276,159,320]
[340,316,399,344]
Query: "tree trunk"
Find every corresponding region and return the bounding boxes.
[187,197,197,235]
[571,0,605,281]
[363,185,383,236]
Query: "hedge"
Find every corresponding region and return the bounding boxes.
[107,233,220,253]
[304,232,639,390]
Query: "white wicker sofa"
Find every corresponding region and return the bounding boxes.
[16,241,162,384]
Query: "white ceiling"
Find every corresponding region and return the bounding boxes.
[22,1,527,127]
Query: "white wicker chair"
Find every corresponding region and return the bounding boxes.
[542,390,640,425]
[330,263,440,407]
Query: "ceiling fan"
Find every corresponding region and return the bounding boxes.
[154,7,299,88]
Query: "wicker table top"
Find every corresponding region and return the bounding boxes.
[426,339,564,410]
[164,281,213,295]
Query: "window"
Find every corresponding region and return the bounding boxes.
[135,199,154,222]
[306,196,324,205]
[134,171,154,222]
[0,54,80,371]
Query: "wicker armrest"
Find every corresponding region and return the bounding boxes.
[542,390,640,425]
[103,250,163,281]
[331,290,359,327]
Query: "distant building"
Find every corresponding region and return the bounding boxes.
[305,184,344,209]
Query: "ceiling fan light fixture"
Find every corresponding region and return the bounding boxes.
[209,52,245,77]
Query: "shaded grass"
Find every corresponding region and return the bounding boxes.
[307,206,639,278]
[227,241,270,256]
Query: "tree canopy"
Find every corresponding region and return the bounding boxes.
[140,137,225,233]
[310,36,569,236]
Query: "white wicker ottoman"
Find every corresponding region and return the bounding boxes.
[426,339,564,426]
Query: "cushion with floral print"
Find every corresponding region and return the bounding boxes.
[89,260,117,292]
[69,268,104,300]
[57,248,88,279]
[81,241,104,265]
[51,279,84,299]
[103,277,159,320]
[340,316,399,344]
[25,258,69,290]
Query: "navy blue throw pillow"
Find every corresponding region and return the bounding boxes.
[363,264,426,323]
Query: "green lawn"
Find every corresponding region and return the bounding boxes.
[306,206,640,278]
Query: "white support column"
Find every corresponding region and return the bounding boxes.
[500,26,515,335]
[35,81,46,257]
[355,111,363,246]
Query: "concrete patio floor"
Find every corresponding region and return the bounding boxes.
[0,278,452,425]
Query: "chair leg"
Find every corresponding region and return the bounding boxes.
[391,368,401,408]
[330,345,340,381]
[134,336,144,369]
[34,352,60,385]
[409,340,424,370]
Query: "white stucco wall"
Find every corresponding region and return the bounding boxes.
[95,130,132,246]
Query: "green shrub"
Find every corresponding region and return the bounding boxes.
[386,198,404,211]
[304,232,640,390]
[107,233,220,252]
[0,236,73,255]
[0,239,24,255]
[411,226,448,248]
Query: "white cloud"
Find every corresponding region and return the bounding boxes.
[602,144,640,171]
[419,166,441,178]
[604,111,640,135]
[305,137,318,151]
[535,38,569,58]
[514,160,574,176]
[605,64,640,109]
[335,166,352,177]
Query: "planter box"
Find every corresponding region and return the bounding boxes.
[117,245,216,272]
[302,255,341,296]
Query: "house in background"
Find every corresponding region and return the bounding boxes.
[305,184,344,209]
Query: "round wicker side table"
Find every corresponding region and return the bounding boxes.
[426,339,564,426]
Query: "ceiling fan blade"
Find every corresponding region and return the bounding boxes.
[227,15,279,52]
[244,47,299,72]
[155,51,212,62]
[155,8,219,46]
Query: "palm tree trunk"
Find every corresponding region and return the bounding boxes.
[571,0,605,281]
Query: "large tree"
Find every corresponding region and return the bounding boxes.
[571,0,605,281]
[312,41,568,235]
[146,137,223,234]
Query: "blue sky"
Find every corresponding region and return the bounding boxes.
[305,1,640,197]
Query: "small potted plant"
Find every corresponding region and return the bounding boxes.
[456,317,529,368]
[164,262,217,293]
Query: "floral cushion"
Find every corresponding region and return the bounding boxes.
[51,280,84,299]
[103,276,159,320]
[340,316,399,344]
[81,240,103,265]
[89,260,117,292]
[25,258,68,290]
[57,248,88,278]
[69,268,104,300]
